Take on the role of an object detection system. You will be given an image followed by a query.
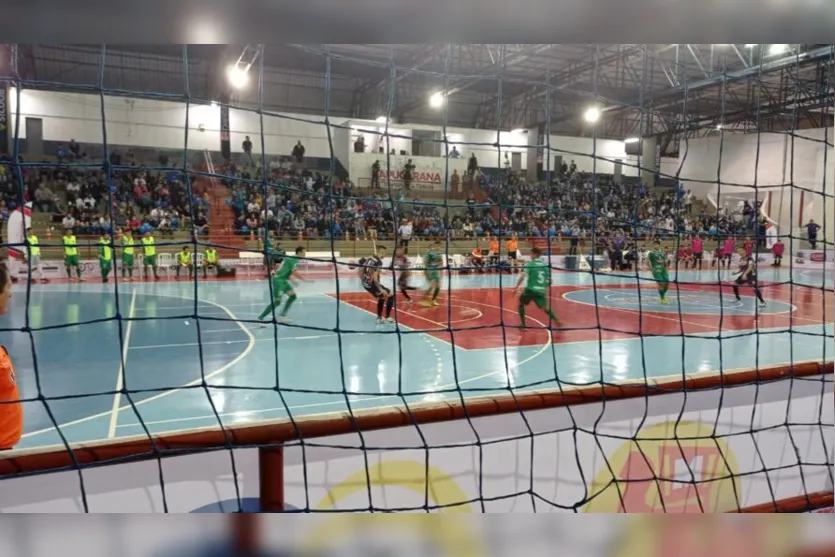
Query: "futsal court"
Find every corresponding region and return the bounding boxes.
[6,264,833,451]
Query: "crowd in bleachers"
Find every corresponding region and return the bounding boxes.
[0,146,210,238]
[2,140,778,251]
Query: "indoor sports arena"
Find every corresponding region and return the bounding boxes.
[0,43,832,514]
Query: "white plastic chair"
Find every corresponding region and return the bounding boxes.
[156,253,174,276]
[451,253,465,269]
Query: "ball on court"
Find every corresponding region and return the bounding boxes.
[184,320,190,325]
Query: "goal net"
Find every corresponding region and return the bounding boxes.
[0,44,831,514]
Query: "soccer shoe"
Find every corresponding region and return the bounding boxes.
[419,300,433,308]
[278,315,292,323]
[758,300,767,308]
[384,317,395,324]
[659,297,669,304]
[431,300,441,307]
[376,318,385,324]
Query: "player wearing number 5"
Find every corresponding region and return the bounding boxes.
[513,246,560,330]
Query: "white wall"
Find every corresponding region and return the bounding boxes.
[678,129,833,241]
[545,135,640,176]
[9,88,351,158]
[464,130,529,170]
[659,156,682,179]
[10,88,651,182]
[350,124,412,156]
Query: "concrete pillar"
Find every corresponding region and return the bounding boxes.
[641,136,659,188]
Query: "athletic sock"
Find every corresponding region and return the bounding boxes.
[385,296,394,318]
[376,297,384,318]
[280,294,297,316]
[518,304,527,327]
[257,298,282,321]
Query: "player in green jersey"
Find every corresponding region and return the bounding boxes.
[419,239,443,307]
[513,247,560,329]
[257,246,311,324]
[120,228,136,281]
[98,234,113,283]
[646,240,670,304]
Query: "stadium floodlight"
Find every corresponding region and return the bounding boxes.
[210,101,218,108]
[583,107,601,124]
[375,116,388,124]
[768,44,788,55]
[226,64,249,89]
[624,137,640,144]
[716,123,723,130]
[511,128,527,134]
[745,44,757,48]
[429,92,446,109]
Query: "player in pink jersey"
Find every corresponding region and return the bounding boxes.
[722,237,736,269]
[691,235,704,270]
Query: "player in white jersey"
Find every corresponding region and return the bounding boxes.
[5,203,32,283]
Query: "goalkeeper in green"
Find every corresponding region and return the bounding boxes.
[647,240,670,304]
[513,247,560,329]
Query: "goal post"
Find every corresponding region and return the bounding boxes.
[0,360,830,513]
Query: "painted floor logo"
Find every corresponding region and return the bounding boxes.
[610,515,800,557]
[582,421,741,513]
[298,460,484,557]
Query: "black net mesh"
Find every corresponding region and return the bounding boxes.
[0,44,832,513]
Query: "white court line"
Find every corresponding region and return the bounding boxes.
[559,290,735,332]
[129,333,368,351]
[332,294,465,351]
[115,310,557,431]
[563,287,826,325]
[131,299,337,312]
[107,291,137,438]
[22,293,257,440]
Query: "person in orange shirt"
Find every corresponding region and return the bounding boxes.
[0,262,21,450]
[506,234,520,273]
[488,236,500,269]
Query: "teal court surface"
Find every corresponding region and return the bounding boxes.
[4,265,833,451]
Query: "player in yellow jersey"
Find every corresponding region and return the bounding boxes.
[175,246,193,279]
[62,228,83,282]
[141,231,160,280]
[98,234,113,283]
[25,227,47,283]
[120,228,136,281]
[203,247,219,278]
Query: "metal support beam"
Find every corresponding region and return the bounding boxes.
[538,45,834,129]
